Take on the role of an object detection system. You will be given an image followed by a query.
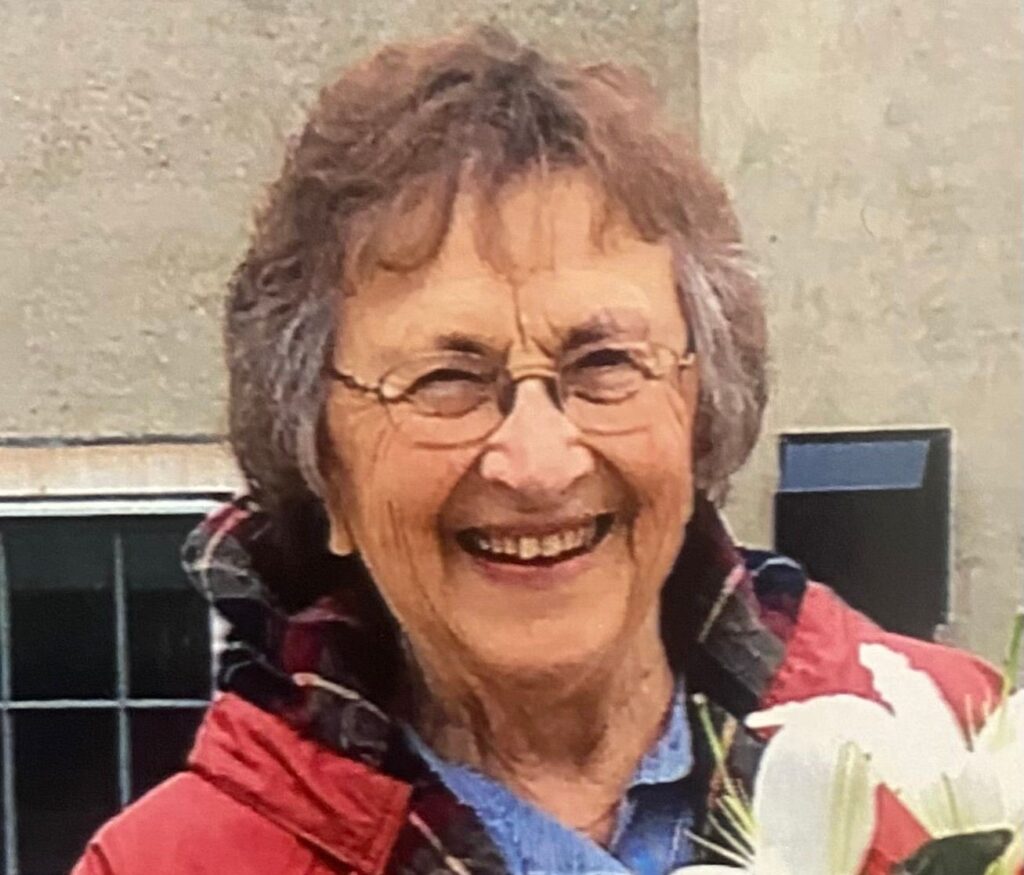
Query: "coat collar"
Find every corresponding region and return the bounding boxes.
[182,493,808,872]
[188,691,411,873]
[182,493,809,750]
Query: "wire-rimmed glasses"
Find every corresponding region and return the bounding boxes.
[326,339,696,448]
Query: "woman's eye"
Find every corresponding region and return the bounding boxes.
[574,348,635,370]
[408,368,488,393]
[565,347,646,404]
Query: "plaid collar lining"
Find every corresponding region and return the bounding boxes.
[182,494,807,873]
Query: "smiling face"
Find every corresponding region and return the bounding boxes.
[322,170,698,685]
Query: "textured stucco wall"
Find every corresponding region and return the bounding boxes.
[700,1,1023,661]
[0,0,697,438]
[2,1,1020,659]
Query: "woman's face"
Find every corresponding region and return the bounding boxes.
[323,171,698,682]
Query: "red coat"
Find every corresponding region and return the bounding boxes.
[72,582,1001,875]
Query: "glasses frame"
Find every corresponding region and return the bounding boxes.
[325,336,697,446]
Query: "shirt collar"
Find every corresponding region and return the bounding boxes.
[629,679,693,788]
[403,676,693,793]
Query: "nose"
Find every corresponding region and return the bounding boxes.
[478,379,594,497]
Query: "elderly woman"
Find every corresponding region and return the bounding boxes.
[74,27,998,875]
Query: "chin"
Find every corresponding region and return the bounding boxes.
[449,600,636,684]
[435,517,665,682]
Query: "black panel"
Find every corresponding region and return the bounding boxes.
[1,725,6,872]
[15,710,119,875]
[123,515,210,699]
[775,429,950,641]
[4,519,116,699]
[130,707,205,800]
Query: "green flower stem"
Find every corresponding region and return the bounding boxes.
[693,693,755,837]
[1002,607,1024,701]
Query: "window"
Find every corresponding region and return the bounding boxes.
[774,428,951,640]
[0,497,225,875]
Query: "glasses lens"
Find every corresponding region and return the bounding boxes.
[391,403,503,447]
[382,353,502,446]
[560,342,655,435]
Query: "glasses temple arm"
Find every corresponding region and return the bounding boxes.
[325,365,384,399]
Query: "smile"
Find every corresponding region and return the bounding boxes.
[455,513,615,565]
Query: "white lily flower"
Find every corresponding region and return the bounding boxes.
[680,721,877,874]
[745,642,1024,871]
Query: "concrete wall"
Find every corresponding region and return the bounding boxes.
[702,0,1023,661]
[1,1,1020,659]
[0,0,697,438]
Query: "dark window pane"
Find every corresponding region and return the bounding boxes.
[15,710,118,875]
[123,515,211,698]
[130,707,205,800]
[1,722,6,873]
[4,519,115,699]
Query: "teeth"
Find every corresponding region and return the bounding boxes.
[470,518,607,561]
[540,534,561,557]
[518,537,541,560]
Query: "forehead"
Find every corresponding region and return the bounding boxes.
[337,170,685,367]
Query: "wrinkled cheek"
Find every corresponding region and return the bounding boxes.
[597,391,695,580]
[359,447,467,545]
[346,435,471,624]
[352,485,442,629]
[612,390,695,506]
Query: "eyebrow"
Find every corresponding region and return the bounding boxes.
[562,309,651,352]
[430,332,499,356]
[425,309,654,357]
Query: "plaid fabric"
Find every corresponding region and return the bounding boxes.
[182,494,806,873]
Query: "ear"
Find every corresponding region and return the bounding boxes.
[322,475,357,556]
[680,353,700,414]
[327,512,356,556]
[316,415,358,556]
[685,361,714,487]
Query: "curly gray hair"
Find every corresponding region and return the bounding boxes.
[225,26,767,524]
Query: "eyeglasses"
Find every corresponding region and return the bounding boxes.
[326,339,696,448]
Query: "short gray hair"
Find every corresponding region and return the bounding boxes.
[225,26,767,522]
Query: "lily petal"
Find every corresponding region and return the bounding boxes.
[747,693,894,741]
[748,694,913,798]
[752,723,877,875]
[723,644,1022,874]
[974,689,1024,829]
[911,757,1007,835]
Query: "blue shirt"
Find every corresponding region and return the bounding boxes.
[405,683,697,875]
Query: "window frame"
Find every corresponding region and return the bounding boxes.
[0,492,231,875]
